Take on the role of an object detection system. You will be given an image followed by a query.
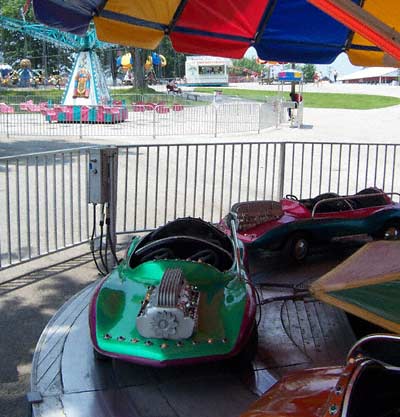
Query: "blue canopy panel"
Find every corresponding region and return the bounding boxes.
[32,0,104,35]
[254,0,362,64]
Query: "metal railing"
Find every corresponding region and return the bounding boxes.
[0,93,201,106]
[0,147,93,269]
[282,142,400,199]
[0,102,278,139]
[115,142,400,236]
[1,141,399,270]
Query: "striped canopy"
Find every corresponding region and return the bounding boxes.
[311,241,400,334]
[32,0,400,66]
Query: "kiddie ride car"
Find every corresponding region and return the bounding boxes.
[220,187,400,262]
[89,217,257,366]
[240,334,400,417]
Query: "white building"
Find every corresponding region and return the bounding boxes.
[185,56,232,86]
[339,67,399,84]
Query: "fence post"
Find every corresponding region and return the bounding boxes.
[258,103,262,134]
[214,105,218,138]
[108,147,119,264]
[275,99,281,128]
[278,142,286,199]
[6,109,10,139]
[79,112,83,139]
[152,108,156,139]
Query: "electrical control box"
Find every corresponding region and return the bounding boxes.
[88,148,111,203]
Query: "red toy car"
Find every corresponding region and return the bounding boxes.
[221,187,400,262]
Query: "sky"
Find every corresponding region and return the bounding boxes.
[245,48,362,78]
[316,52,362,77]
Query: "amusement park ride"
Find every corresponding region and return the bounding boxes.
[0,15,127,122]
[4,0,400,415]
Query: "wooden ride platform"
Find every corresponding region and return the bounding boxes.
[30,244,357,417]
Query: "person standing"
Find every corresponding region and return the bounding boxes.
[333,69,338,83]
[313,71,320,86]
[288,91,303,120]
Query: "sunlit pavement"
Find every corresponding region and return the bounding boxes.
[0,82,399,416]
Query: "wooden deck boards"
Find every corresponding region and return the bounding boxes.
[31,251,356,417]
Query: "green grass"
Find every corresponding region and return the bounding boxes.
[194,87,400,109]
[0,88,64,102]
[0,86,199,106]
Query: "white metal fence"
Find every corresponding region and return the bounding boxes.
[1,141,399,270]
[0,102,277,139]
[0,148,92,269]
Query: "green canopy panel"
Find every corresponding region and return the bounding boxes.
[311,241,400,334]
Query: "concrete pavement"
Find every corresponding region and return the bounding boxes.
[0,82,400,416]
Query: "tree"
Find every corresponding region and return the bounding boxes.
[133,48,145,89]
[0,0,73,75]
[157,37,186,79]
[301,64,317,82]
[232,58,264,74]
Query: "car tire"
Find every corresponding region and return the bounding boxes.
[93,348,111,362]
[374,221,400,240]
[284,233,309,262]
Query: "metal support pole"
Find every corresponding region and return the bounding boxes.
[108,147,118,265]
[278,142,286,199]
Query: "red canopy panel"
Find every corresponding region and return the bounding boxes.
[176,0,269,38]
[171,0,271,57]
[171,33,249,58]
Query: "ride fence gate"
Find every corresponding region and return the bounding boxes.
[0,141,399,270]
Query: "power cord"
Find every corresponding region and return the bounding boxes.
[98,203,108,273]
[90,203,106,276]
[105,203,120,264]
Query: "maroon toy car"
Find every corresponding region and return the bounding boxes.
[221,187,400,261]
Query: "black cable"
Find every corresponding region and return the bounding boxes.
[99,221,108,273]
[104,222,109,272]
[90,204,106,277]
[106,216,120,264]
[98,204,109,273]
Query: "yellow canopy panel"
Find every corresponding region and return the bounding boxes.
[101,0,180,24]
[94,17,164,49]
[348,0,400,66]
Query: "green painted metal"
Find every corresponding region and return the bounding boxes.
[0,16,114,51]
[95,253,248,361]
[330,280,400,327]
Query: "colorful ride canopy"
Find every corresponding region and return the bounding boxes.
[311,241,400,334]
[32,0,400,66]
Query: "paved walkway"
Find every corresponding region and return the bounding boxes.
[1,83,399,159]
[0,82,399,416]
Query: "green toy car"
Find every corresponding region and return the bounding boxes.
[89,217,257,367]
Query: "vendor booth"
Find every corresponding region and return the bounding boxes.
[277,69,304,128]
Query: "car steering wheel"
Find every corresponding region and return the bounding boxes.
[188,249,218,268]
[285,194,298,201]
